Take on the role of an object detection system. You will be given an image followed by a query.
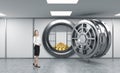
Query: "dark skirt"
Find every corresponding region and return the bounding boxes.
[34,45,40,56]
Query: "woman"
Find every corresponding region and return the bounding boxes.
[33,30,41,68]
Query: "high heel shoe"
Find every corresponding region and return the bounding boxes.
[35,65,40,68]
[33,63,35,66]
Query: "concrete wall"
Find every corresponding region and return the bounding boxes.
[113,19,120,58]
[0,19,5,58]
[7,19,33,58]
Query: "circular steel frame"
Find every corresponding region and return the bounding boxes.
[42,19,75,58]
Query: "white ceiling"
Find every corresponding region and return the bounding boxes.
[0,0,120,17]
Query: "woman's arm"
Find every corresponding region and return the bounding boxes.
[39,37,41,46]
[33,37,35,46]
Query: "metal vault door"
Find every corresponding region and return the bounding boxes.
[72,19,111,58]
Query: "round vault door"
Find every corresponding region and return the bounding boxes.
[72,19,111,58]
[42,19,75,58]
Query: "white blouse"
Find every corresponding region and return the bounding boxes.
[33,36,41,46]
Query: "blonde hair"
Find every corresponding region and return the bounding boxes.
[34,30,39,36]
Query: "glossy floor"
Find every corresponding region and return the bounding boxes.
[0,59,120,73]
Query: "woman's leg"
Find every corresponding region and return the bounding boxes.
[36,46,40,66]
[34,56,36,65]
[36,56,39,65]
[34,56,39,65]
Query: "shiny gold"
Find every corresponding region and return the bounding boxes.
[53,42,69,51]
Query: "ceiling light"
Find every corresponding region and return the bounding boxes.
[0,13,6,17]
[50,11,72,16]
[47,0,79,4]
[115,13,120,16]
